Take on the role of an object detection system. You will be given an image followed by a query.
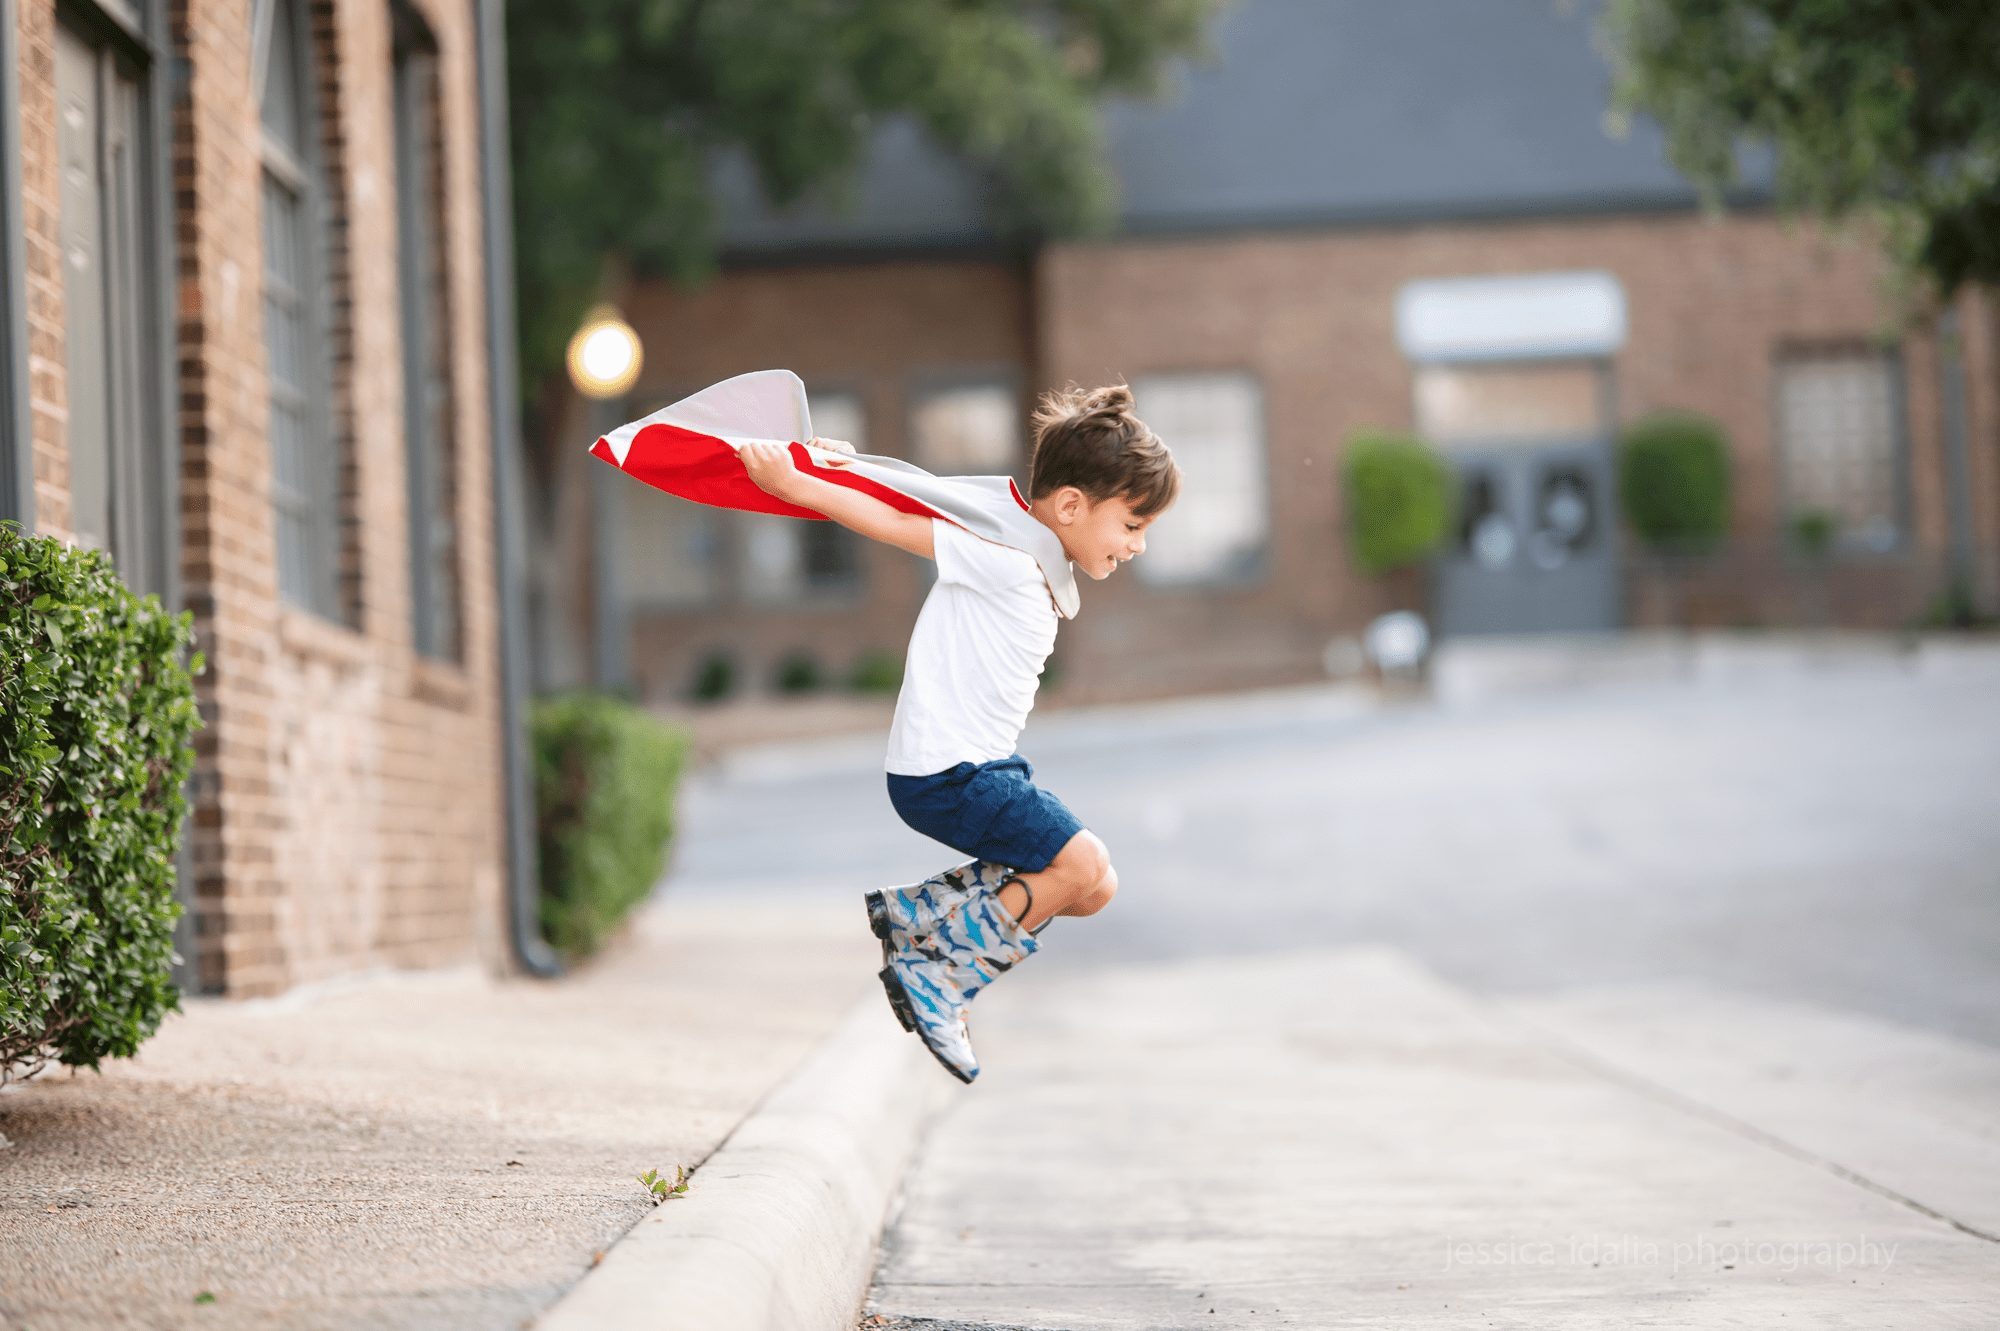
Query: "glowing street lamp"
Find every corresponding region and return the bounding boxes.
[570,305,642,692]
[566,304,643,400]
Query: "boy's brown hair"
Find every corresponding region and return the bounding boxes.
[1026,382,1180,517]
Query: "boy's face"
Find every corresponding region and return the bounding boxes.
[1048,489,1160,581]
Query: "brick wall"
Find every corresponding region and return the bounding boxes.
[549,258,1035,703]
[546,210,1996,711]
[16,0,508,996]
[1037,208,1998,694]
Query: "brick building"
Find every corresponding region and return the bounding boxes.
[0,0,542,996]
[536,0,1999,709]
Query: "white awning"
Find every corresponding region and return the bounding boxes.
[1395,270,1628,363]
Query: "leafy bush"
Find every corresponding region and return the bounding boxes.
[1917,572,1996,630]
[845,648,903,694]
[1340,431,1451,575]
[690,650,736,702]
[531,692,691,959]
[772,649,822,694]
[1,522,203,1083]
[1788,507,1839,558]
[1619,411,1733,553]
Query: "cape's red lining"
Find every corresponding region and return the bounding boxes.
[593,425,954,526]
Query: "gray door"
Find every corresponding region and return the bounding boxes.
[1431,435,1622,636]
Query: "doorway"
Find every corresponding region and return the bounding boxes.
[1415,358,1623,636]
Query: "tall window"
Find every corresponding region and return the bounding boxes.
[909,381,1019,474]
[258,0,341,617]
[616,392,723,610]
[1774,345,1907,553]
[740,391,863,603]
[392,2,459,659]
[1130,372,1269,585]
[54,13,155,579]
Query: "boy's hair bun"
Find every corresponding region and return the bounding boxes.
[1031,382,1135,437]
[1026,381,1180,517]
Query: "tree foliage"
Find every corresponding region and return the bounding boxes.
[1594,0,2000,317]
[506,0,1220,403]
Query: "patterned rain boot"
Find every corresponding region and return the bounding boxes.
[864,858,1013,957]
[878,876,1042,1084]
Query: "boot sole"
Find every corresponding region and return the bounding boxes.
[876,963,917,1034]
[864,890,897,945]
[864,893,915,1033]
[876,965,976,1085]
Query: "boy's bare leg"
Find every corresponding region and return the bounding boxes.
[994,829,1118,932]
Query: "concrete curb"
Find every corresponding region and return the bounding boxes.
[536,991,950,1331]
[1429,628,2000,704]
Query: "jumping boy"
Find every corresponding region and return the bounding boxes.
[739,383,1180,1082]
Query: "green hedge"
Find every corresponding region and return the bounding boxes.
[531,692,691,959]
[1618,411,1733,553]
[1,521,203,1083]
[845,648,903,693]
[1340,430,1452,575]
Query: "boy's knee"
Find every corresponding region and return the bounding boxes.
[1051,829,1110,888]
[1076,861,1118,915]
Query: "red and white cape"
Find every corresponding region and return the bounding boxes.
[589,369,1080,618]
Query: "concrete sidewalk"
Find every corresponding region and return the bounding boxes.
[865,946,2000,1328]
[0,893,888,1330]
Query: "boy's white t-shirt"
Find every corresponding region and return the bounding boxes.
[885,518,1061,776]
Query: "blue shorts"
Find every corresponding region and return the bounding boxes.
[885,753,1085,874]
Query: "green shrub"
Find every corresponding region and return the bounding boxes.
[1340,431,1451,575]
[1,521,203,1083]
[772,649,823,694]
[531,692,691,959]
[845,648,903,693]
[690,650,736,702]
[1917,571,1995,630]
[1788,507,1839,558]
[1619,411,1733,553]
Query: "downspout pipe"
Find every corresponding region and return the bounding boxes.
[1,0,31,528]
[472,0,562,978]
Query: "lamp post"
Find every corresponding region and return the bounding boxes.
[566,305,642,693]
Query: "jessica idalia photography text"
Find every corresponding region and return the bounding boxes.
[1442,1231,1899,1276]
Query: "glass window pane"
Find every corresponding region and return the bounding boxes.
[395,33,459,658]
[620,479,723,609]
[910,382,1017,474]
[55,25,112,554]
[739,390,864,603]
[1413,361,1604,444]
[1775,349,1901,550]
[1130,372,1268,584]
[260,0,302,148]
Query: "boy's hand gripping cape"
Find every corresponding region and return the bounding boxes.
[588,369,1081,618]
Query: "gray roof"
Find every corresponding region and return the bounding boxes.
[710,0,1777,255]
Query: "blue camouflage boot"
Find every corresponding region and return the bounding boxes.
[863,858,1012,957]
[878,877,1041,1083]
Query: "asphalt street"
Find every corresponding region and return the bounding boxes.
[668,656,2000,1047]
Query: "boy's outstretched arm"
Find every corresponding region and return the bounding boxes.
[739,438,935,560]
